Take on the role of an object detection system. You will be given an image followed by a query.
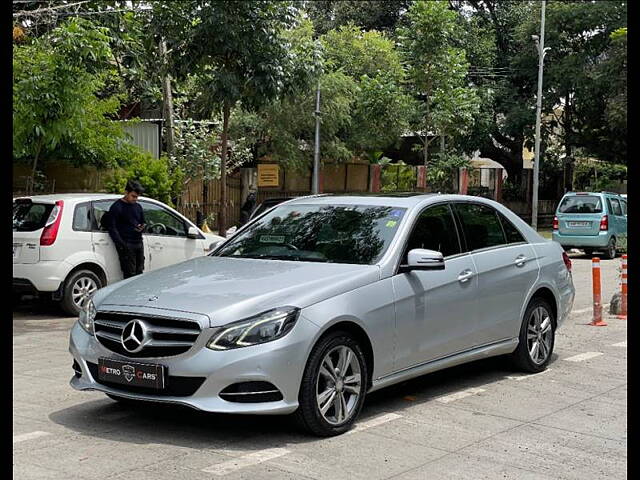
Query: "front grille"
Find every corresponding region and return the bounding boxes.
[86,362,205,397]
[94,311,201,358]
[72,360,82,378]
[220,381,283,403]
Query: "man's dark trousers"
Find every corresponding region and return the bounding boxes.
[116,242,144,278]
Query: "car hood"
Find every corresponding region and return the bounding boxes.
[96,256,380,327]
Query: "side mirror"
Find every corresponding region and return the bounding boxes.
[400,248,445,272]
[209,240,224,251]
[187,226,199,239]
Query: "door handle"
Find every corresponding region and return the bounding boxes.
[514,255,527,267]
[458,270,474,283]
[93,239,109,246]
[151,243,163,250]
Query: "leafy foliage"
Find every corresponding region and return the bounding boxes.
[13,18,139,178]
[105,152,183,206]
[399,1,480,163]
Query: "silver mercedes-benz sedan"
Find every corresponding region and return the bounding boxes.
[69,193,575,436]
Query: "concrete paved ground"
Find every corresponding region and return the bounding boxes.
[13,255,626,479]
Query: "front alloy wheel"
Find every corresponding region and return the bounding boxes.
[316,345,362,425]
[296,332,368,436]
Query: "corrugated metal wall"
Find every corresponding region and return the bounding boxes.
[122,122,161,159]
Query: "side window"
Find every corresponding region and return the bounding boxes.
[498,213,526,244]
[405,204,461,258]
[610,198,622,216]
[454,203,506,251]
[141,202,187,237]
[73,202,92,231]
[621,200,627,215]
[606,198,614,215]
[92,200,116,231]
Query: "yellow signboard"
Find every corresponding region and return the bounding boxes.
[258,164,279,187]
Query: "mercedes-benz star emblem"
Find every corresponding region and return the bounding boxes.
[121,319,148,353]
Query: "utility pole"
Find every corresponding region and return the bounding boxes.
[531,0,549,231]
[312,81,321,194]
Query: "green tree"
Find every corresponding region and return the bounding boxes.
[515,0,627,190]
[154,0,299,235]
[399,1,479,165]
[13,18,138,192]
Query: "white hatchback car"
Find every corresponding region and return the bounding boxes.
[13,194,224,316]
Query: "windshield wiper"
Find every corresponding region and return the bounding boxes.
[223,254,330,263]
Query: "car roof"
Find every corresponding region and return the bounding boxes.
[13,193,158,204]
[284,193,440,208]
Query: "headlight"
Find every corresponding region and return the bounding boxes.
[207,306,300,350]
[78,299,96,335]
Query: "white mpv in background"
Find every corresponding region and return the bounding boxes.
[13,193,224,316]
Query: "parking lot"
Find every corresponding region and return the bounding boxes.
[13,255,626,480]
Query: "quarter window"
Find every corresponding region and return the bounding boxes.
[405,204,461,257]
[610,198,622,216]
[498,213,525,244]
[454,203,506,251]
[73,203,92,231]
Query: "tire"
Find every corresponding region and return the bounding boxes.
[295,331,368,437]
[60,269,102,316]
[603,237,617,260]
[510,297,555,373]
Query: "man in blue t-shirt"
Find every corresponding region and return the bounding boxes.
[107,180,146,278]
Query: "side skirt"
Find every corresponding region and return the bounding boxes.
[369,337,519,393]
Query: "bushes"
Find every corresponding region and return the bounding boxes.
[105,151,183,206]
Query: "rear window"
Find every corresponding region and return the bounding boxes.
[558,196,602,214]
[13,201,54,232]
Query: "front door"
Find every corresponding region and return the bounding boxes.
[392,203,479,371]
[139,201,200,270]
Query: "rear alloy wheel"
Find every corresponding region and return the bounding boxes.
[604,238,617,260]
[295,332,367,436]
[511,298,555,373]
[61,269,102,316]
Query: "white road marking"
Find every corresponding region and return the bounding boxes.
[436,387,485,404]
[202,448,291,475]
[345,412,402,435]
[611,341,627,347]
[13,431,50,444]
[563,352,603,362]
[506,368,553,381]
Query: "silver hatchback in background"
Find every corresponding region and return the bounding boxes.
[70,194,575,436]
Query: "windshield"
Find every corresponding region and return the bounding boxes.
[558,196,603,214]
[216,204,407,264]
[13,201,54,232]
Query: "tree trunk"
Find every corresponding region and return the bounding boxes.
[29,139,43,195]
[440,135,446,155]
[218,101,231,237]
[159,39,175,156]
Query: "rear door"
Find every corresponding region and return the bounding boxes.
[556,194,604,236]
[608,196,627,246]
[392,203,479,369]
[140,200,201,270]
[453,202,539,346]
[12,199,54,264]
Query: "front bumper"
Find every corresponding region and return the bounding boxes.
[69,316,319,415]
[551,231,611,249]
